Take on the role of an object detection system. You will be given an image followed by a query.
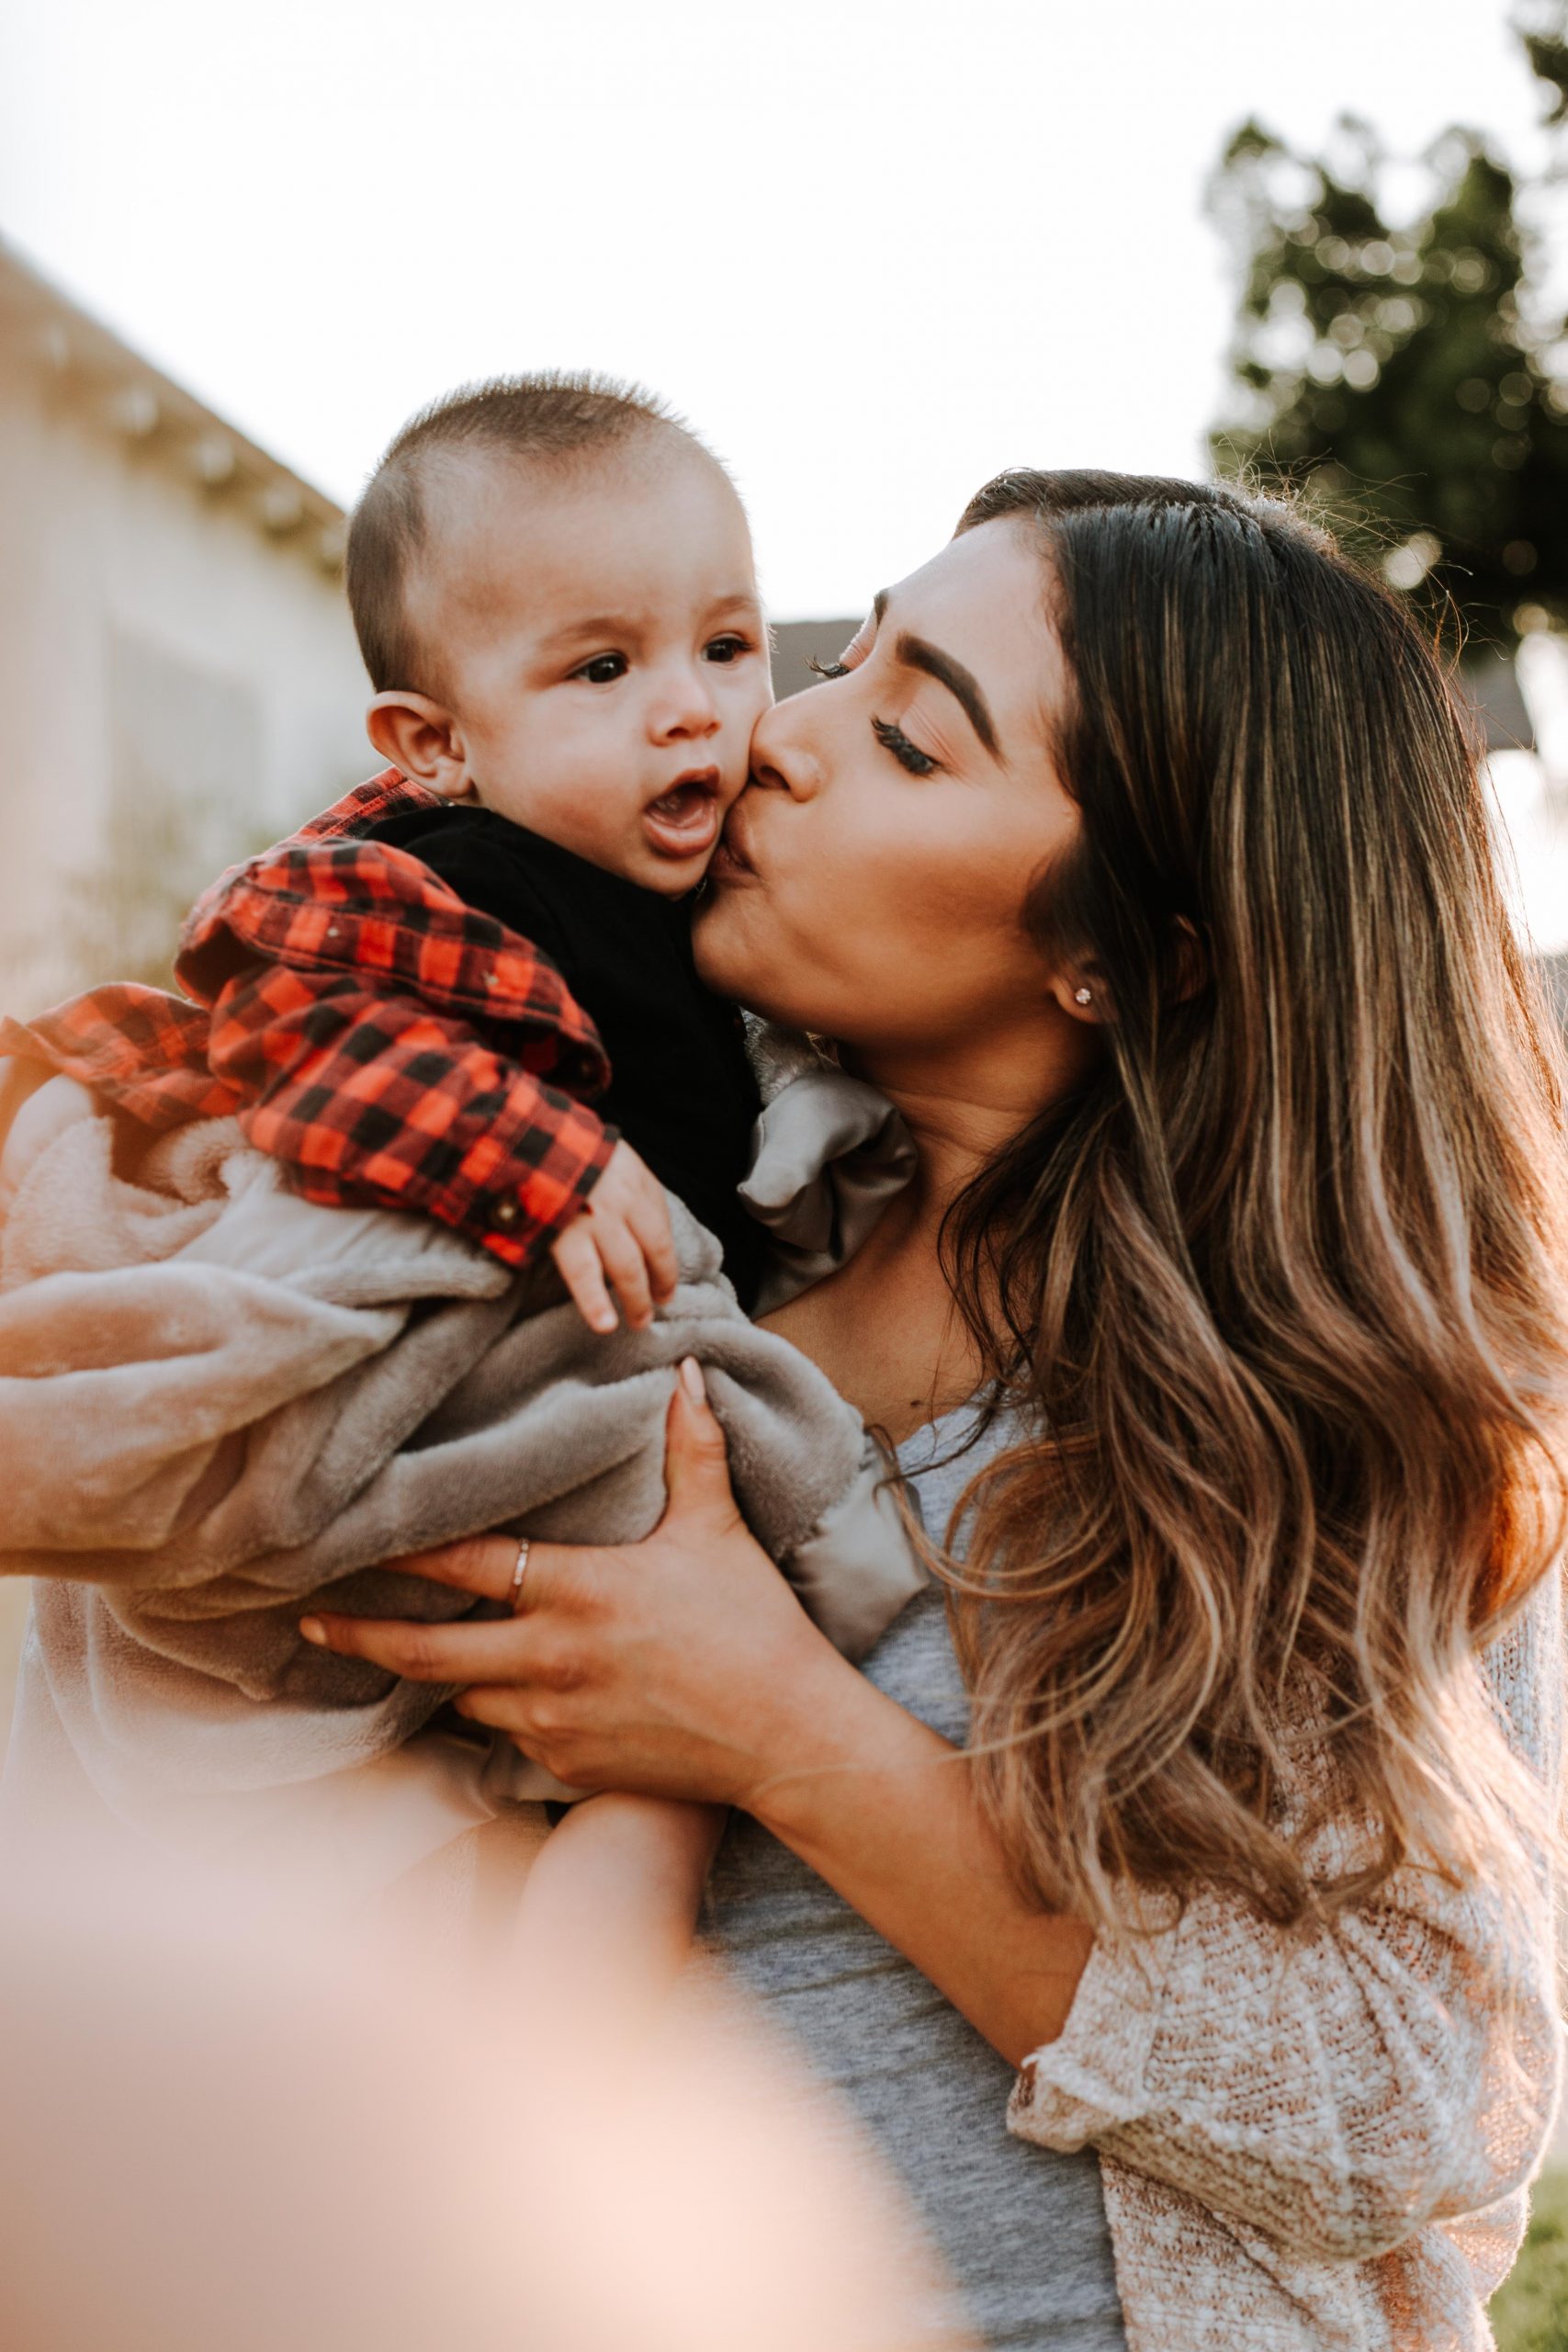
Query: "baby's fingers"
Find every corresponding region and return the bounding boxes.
[626,1183,679,1305]
[550,1219,619,1335]
[593,1212,654,1330]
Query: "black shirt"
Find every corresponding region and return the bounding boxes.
[367,803,763,1311]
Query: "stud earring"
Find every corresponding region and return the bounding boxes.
[1073,986,1093,1006]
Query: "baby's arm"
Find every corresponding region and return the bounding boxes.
[207,962,677,1331]
[508,1794,726,2035]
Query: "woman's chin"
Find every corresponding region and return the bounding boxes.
[691,885,761,997]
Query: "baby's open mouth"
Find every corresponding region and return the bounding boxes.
[643,771,722,859]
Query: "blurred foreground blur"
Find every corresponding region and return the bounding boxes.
[0,1576,28,1750]
[0,1852,976,2352]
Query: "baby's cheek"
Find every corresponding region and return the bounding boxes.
[731,682,774,759]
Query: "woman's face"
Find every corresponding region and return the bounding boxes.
[694,518,1082,1069]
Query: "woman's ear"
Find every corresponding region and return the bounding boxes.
[365,693,476,800]
[1049,922,1208,1027]
[1049,967,1109,1025]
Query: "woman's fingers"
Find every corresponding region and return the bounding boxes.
[451,1683,533,1733]
[455,1687,606,1791]
[375,1532,524,1602]
[660,1359,744,1532]
[299,1608,532,1683]
[299,1534,586,1666]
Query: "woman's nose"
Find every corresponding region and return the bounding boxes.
[748,701,819,799]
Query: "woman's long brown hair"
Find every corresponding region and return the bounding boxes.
[942,470,1568,1927]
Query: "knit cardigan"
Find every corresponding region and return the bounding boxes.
[1007,1570,1564,2350]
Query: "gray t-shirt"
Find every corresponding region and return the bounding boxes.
[702,1408,1126,2350]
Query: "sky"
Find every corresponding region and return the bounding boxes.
[9,1,1568,942]
[0,0,1554,622]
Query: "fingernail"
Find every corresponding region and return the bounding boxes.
[679,1355,705,1402]
[299,1617,326,1645]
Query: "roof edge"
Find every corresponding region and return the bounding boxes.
[0,232,348,573]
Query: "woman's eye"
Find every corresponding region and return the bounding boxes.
[872,716,938,776]
[703,635,750,664]
[807,657,851,680]
[574,652,627,685]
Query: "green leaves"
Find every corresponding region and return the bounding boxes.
[1207,24,1568,650]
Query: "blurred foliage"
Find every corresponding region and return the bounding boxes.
[1493,2163,1568,2350]
[1208,6,1568,649]
[62,795,217,994]
[1518,0,1568,122]
[58,792,275,999]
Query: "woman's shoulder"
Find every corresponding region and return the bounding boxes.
[1479,1562,1565,1788]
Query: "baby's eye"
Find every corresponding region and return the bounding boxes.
[703,634,751,664]
[573,652,628,685]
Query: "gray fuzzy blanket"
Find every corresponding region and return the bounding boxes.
[0,1075,922,1853]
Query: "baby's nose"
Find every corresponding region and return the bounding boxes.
[653,664,721,738]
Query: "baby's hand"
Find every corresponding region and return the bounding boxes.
[550,1141,679,1334]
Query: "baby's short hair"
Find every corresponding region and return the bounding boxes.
[345,372,717,694]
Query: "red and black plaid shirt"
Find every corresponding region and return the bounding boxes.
[0,771,617,1266]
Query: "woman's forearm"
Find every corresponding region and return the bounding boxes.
[745,1648,1094,2068]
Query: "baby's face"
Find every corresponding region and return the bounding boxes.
[408,441,770,895]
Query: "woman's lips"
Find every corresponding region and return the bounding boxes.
[709,805,758,884]
[643,775,721,860]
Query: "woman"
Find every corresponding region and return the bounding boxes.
[308,473,1568,2349]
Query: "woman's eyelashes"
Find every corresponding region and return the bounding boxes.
[871,715,939,776]
[802,653,937,773]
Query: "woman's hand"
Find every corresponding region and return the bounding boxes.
[299,1361,858,1809]
[303,1360,1094,2063]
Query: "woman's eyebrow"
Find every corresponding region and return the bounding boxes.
[870,589,999,756]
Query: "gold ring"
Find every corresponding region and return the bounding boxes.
[508,1536,532,1611]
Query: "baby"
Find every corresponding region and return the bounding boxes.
[343,374,772,1335]
[0,376,920,1992]
[334,376,772,1986]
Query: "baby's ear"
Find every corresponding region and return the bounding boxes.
[366,692,475,799]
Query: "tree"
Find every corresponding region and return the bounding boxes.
[1208,9,1568,650]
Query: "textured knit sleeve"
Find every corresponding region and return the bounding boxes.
[1008,1574,1565,2264]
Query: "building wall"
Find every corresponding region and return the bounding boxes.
[0,312,370,1015]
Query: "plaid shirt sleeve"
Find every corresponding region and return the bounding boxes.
[3,775,620,1269]
[0,988,234,1129]
[206,960,616,1264]
[179,806,620,1268]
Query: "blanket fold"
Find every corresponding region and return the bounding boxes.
[0,1071,925,1861]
